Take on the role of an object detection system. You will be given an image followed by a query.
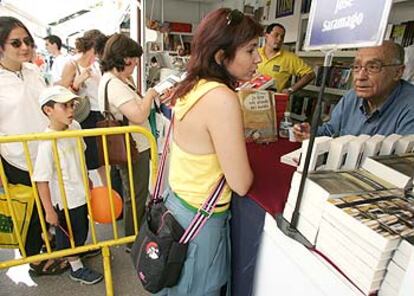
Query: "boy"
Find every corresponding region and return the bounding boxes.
[32,86,103,285]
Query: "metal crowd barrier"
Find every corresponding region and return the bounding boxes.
[0,126,157,295]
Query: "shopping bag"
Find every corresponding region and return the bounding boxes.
[0,184,34,249]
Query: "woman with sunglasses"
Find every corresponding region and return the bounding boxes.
[153,8,261,296]
[0,16,68,275]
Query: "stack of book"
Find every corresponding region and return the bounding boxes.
[238,74,274,90]
[394,135,414,154]
[362,153,414,189]
[317,189,414,295]
[325,135,356,171]
[342,134,371,170]
[297,136,332,172]
[281,134,414,171]
[283,169,395,244]
[379,236,414,296]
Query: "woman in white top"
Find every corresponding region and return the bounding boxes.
[98,33,158,244]
[59,30,106,183]
[0,16,68,275]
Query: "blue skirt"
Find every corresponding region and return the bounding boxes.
[153,188,230,296]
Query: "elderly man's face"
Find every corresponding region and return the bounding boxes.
[352,46,404,101]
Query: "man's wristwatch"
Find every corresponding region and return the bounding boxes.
[287,87,294,94]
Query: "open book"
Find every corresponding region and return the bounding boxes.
[153,72,187,105]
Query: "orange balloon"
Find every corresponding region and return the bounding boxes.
[90,187,123,223]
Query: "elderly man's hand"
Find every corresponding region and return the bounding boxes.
[292,122,311,142]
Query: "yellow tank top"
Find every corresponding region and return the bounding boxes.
[169,80,231,212]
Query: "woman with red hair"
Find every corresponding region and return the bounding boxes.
[154,8,262,296]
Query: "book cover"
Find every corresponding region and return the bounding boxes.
[238,74,274,90]
[337,68,352,90]
[362,153,414,189]
[361,134,385,164]
[391,24,407,45]
[395,135,414,155]
[280,147,301,167]
[342,134,371,170]
[298,136,332,172]
[323,189,414,252]
[325,135,356,171]
[238,89,277,143]
[155,71,186,105]
[284,170,396,245]
[380,134,403,156]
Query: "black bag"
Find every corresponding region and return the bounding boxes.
[130,200,188,293]
[130,113,226,293]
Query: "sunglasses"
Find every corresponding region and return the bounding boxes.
[226,9,244,26]
[6,36,34,48]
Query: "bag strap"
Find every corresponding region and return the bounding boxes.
[151,113,226,244]
[103,78,112,116]
[103,78,122,122]
[73,61,81,75]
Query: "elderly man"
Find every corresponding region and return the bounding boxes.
[258,23,315,94]
[294,40,414,140]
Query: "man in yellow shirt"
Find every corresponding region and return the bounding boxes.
[258,23,315,94]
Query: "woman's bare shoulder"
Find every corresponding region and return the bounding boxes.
[201,85,239,109]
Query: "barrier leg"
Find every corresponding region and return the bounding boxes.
[102,246,114,296]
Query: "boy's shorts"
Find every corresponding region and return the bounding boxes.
[55,204,88,250]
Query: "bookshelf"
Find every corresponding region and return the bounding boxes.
[302,85,347,97]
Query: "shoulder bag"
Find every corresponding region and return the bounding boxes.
[130,115,226,293]
[96,79,139,166]
[72,61,91,123]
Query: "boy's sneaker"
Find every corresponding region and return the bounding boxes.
[69,267,103,285]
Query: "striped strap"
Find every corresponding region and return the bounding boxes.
[151,112,226,244]
[179,176,226,244]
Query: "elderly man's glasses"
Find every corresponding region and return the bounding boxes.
[351,61,402,74]
[6,36,34,49]
[226,9,244,26]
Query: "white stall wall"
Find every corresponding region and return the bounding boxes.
[216,0,302,43]
[389,0,414,24]
[263,0,302,43]
[146,0,216,26]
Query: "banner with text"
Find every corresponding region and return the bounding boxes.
[304,0,393,50]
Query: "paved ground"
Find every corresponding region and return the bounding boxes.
[0,222,150,296]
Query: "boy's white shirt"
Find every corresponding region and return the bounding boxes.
[32,121,87,209]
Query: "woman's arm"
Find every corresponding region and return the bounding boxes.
[57,62,77,90]
[205,87,253,196]
[118,88,158,125]
[58,62,91,92]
